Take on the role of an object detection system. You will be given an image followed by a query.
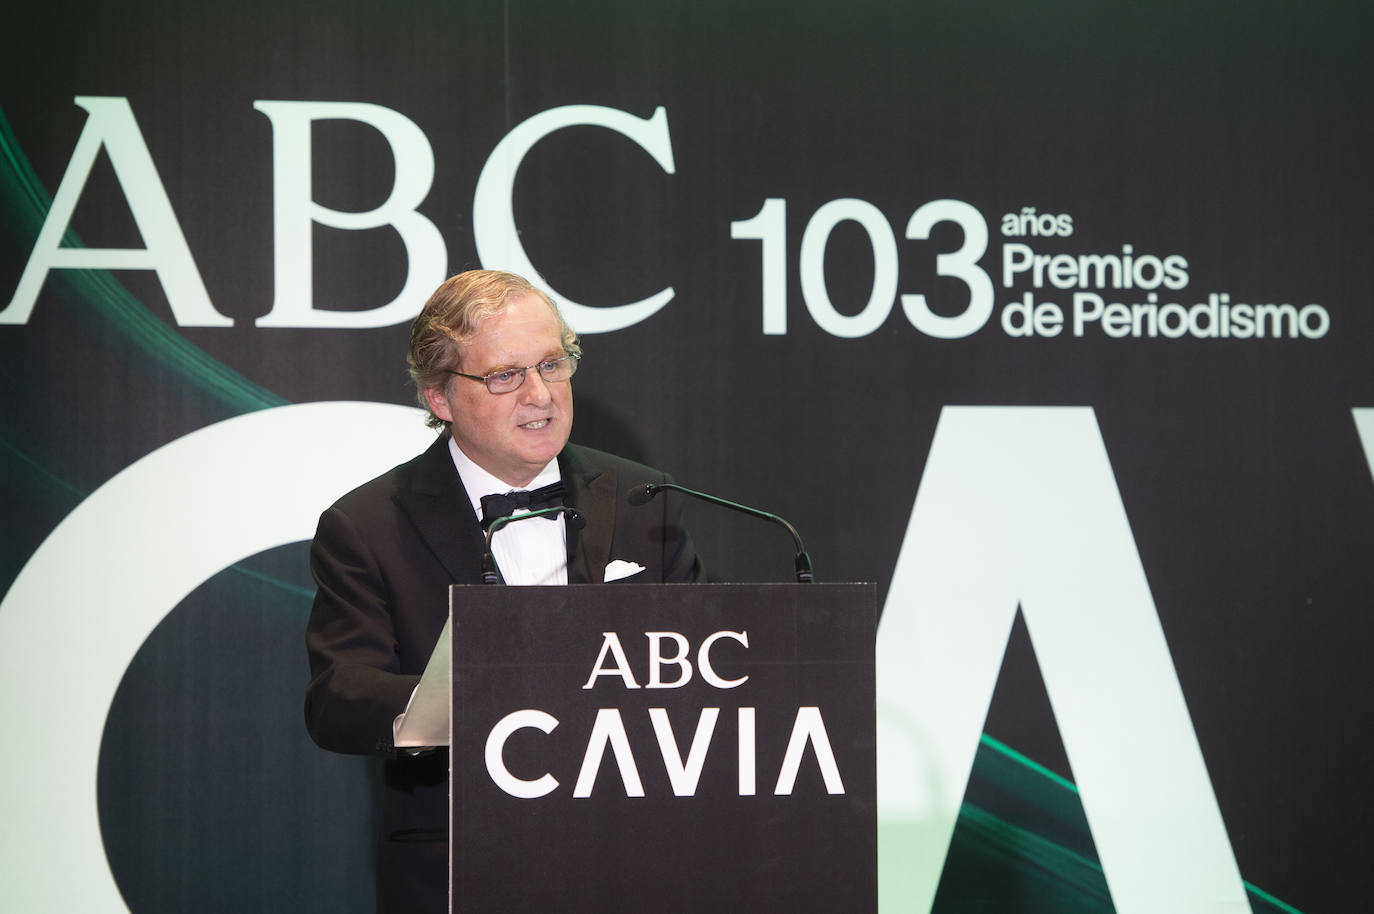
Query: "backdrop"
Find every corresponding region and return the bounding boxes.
[2,1,1370,912]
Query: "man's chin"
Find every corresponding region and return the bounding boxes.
[518,433,569,466]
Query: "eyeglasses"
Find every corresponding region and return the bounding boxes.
[448,353,581,394]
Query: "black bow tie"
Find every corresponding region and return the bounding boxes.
[480,481,567,530]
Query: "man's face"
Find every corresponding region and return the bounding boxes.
[424,293,574,487]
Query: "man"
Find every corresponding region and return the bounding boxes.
[304,270,704,914]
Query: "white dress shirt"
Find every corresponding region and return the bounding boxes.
[448,438,569,586]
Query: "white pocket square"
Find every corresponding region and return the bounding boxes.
[603,560,646,582]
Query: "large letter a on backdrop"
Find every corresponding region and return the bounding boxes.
[876,407,1250,913]
[2,97,226,326]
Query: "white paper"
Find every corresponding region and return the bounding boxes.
[393,615,452,748]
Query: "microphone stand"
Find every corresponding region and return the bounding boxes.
[481,505,585,584]
[628,482,813,583]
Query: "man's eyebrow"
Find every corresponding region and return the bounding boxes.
[480,351,566,373]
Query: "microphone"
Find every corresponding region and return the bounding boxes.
[626,482,813,583]
[481,505,585,585]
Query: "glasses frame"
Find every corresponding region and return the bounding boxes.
[447,352,581,395]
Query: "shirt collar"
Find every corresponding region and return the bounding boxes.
[447,437,561,517]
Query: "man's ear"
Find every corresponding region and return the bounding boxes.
[422,385,454,423]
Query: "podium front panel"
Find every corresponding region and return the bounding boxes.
[449,582,876,913]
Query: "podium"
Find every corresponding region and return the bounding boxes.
[446,582,876,913]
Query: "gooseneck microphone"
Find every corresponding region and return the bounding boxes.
[627,482,813,583]
[481,505,586,584]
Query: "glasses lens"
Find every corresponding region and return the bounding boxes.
[538,355,579,382]
[485,369,524,393]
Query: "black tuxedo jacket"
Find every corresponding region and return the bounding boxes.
[305,435,703,914]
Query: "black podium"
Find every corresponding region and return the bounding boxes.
[446,582,876,914]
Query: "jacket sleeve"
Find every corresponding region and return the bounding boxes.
[304,503,421,757]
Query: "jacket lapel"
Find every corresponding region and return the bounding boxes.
[393,435,487,584]
[561,446,615,585]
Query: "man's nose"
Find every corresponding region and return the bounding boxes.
[518,369,553,406]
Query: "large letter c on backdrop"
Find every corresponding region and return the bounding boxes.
[473,104,677,334]
[0,402,435,912]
